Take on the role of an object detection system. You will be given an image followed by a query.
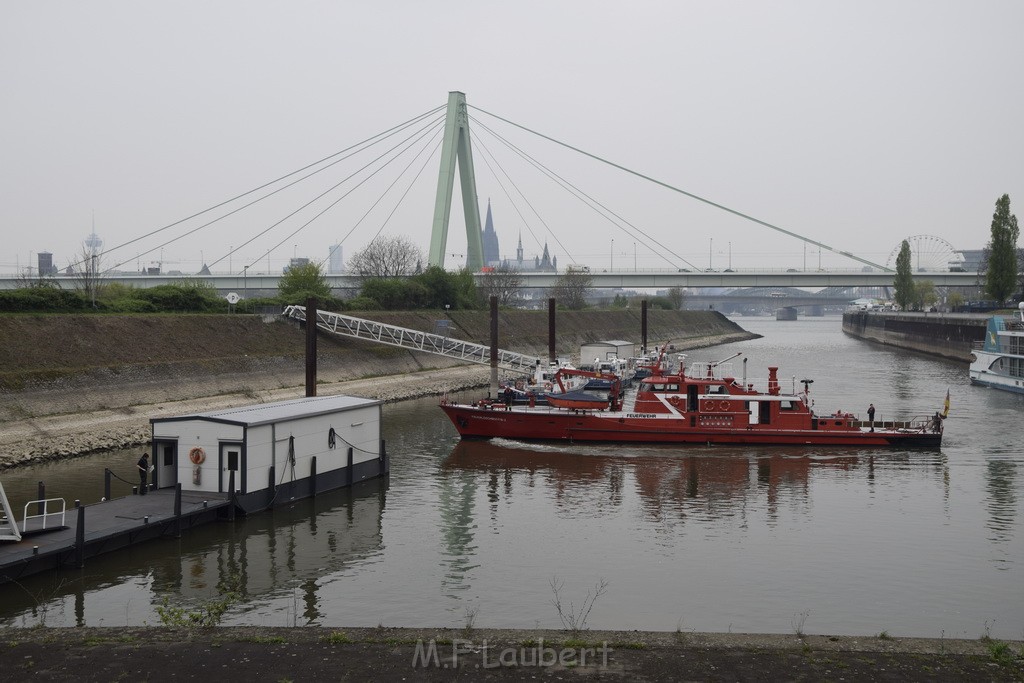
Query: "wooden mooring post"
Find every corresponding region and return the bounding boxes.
[75,505,85,568]
[173,483,182,538]
[310,455,317,497]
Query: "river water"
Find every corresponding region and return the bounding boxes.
[1,316,1021,639]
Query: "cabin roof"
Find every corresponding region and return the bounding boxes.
[150,394,381,428]
[581,340,633,347]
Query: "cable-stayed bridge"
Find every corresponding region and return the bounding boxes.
[6,91,984,294]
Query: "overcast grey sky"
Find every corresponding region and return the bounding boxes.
[3,1,1022,275]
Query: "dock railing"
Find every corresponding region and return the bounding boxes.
[21,497,66,533]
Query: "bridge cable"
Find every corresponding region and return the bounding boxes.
[471,136,547,255]
[94,104,446,273]
[470,132,569,260]
[178,113,443,272]
[252,123,440,272]
[231,115,446,272]
[473,115,696,270]
[122,109,446,274]
[471,116,699,271]
[317,133,445,271]
[469,105,889,271]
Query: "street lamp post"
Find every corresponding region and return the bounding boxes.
[610,238,614,271]
[243,265,248,308]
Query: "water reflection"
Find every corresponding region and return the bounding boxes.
[2,317,1022,637]
[0,479,387,627]
[437,472,480,592]
[443,440,946,527]
[985,459,1018,546]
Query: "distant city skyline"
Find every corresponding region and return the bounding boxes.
[3,3,1021,276]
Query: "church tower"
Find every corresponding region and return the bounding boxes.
[481,199,500,266]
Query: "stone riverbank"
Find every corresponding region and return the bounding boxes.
[0,310,754,468]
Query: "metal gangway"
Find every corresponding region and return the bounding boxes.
[282,306,542,374]
[0,479,22,542]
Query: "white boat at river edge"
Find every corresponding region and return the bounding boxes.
[969,302,1024,394]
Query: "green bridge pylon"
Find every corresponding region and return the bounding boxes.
[428,91,484,271]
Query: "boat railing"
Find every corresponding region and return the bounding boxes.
[688,362,734,379]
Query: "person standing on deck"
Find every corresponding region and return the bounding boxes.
[137,452,150,495]
[867,403,876,432]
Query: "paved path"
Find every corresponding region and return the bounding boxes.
[2,627,1021,681]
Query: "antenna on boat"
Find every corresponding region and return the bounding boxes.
[709,352,743,368]
[800,378,814,394]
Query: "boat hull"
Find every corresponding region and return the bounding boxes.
[969,350,1024,394]
[440,404,941,447]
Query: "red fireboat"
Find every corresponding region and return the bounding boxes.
[440,352,944,447]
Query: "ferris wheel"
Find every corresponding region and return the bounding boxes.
[886,235,959,272]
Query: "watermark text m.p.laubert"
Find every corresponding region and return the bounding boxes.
[411,638,611,669]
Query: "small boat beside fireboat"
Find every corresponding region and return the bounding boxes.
[441,352,945,447]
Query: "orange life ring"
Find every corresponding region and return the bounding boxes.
[702,400,715,412]
[188,447,206,465]
[719,401,730,412]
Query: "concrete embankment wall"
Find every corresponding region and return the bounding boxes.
[841,311,986,362]
[0,310,753,421]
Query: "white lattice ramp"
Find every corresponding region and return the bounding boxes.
[0,480,21,542]
[283,306,540,373]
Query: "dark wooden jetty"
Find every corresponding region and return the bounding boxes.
[0,485,231,584]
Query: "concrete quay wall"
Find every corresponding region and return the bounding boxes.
[841,311,987,362]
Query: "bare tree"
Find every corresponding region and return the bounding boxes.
[347,236,423,278]
[68,244,104,307]
[549,266,593,310]
[666,286,687,310]
[478,264,523,307]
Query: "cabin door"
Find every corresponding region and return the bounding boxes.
[154,440,177,489]
[220,442,244,494]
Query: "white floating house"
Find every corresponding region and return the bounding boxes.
[150,395,385,513]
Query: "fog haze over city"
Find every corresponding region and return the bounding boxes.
[2,1,1022,276]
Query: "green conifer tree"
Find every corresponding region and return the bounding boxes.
[985,194,1020,304]
[893,240,915,309]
